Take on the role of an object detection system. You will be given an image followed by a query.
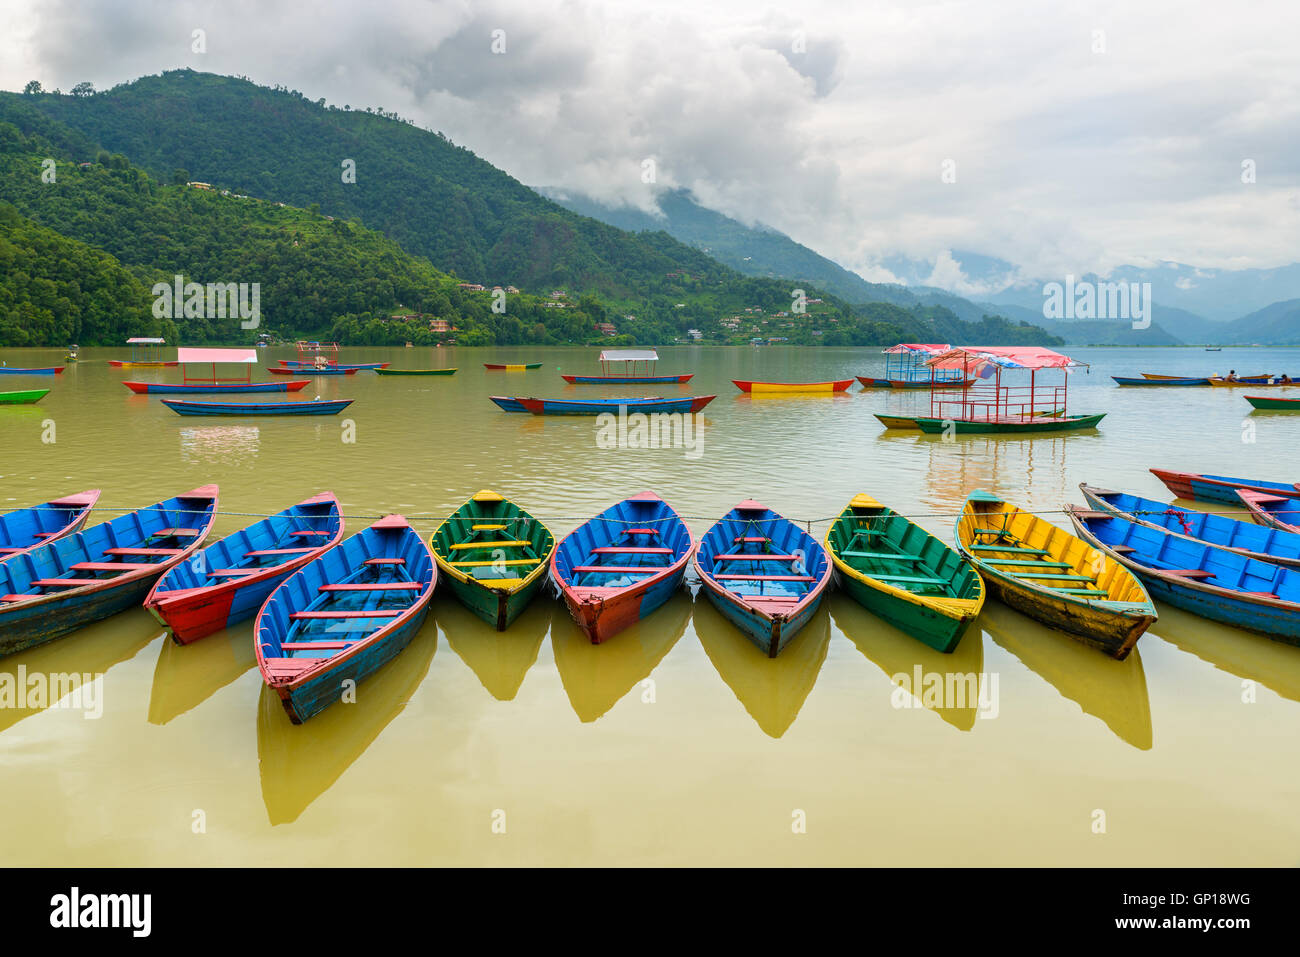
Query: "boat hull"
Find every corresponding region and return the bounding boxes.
[561,373,694,384]
[442,571,548,631]
[160,398,353,416]
[699,576,827,657]
[518,395,715,415]
[1149,469,1300,506]
[107,361,177,368]
[856,376,975,389]
[0,389,49,404]
[913,413,1105,434]
[124,380,309,394]
[484,363,542,370]
[374,368,457,376]
[1245,395,1300,409]
[976,571,1153,658]
[560,564,690,643]
[279,361,389,371]
[833,568,974,652]
[732,379,853,393]
[1112,376,1209,386]
[0,367,63,375]
[267,367,357,376]
[874,414,920,429]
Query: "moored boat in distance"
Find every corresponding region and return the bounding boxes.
[0,389,50,404]
[160,398,353,416]
[1066,506,1300,647]
[911,413,1105,434]
[731,379,853,393]
[856,375,976,389]
[695,500,832,657]
[108,337,177,367]
[0,490,102,563]
[1207,375,1281,387]
[561,348,692,384]
[0,486,219,656]
[826,494,984,653]
[874,414,921,429]
[279,361,390,371]
[266,366,357,376]
[1149,468,1300,506]
[145,492,345,644]
[1236,490,1300,534]
[373,368,457,376]
[517,395,715,415]
[954,490,1156,659]
[484,362,542,370]
[551,491,695,643]
[0,366,63,375]
[1079,483,1300,569]
[255,514,436,723]
[429,490,556,631]
[124,380,310,394]
[1245,394,1300,409]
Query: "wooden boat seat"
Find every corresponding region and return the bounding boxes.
[262,658,314,675]
[209,569,259,577]
[715,554,799,562]
[472,576,524,588]
[572,565,659,574]
[0,547,22,554]
[245,547,317,557]
[279,641,354,650]
[319,582,422,591]
[471,524,508,531]
[1165,569,1216,580]
[971,544,1049,555]
[1110,545,1136,554]
[364,557,405,565]
[449,558,539,567]
[1058,588,1111,597]
[869,572,948,585]
[734,536,771,543]
[986,558,1072,568]
[290,610,403,619]
[591,546,674,555]
[1009,572,1096,582]
[30,578,102,587]
[154,528,201,537]
[33,531,58,538]
[449,540,530,550]
[289,530,330,537]
[104,547,185,556]
[840,550,922,561]
[714,574,815,582]
[1243,591,1277,597]
[69,561,153,572]
[620,528,661,538]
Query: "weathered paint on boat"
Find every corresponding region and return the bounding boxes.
[1245,394,1300,409]
[955,491,1156,659]
[913,413,1105,434]
[551,491,695,643]
[0,366,63,375]
[0,486,218,656]
[160,398,353,416]
[373,368,458,376]
[1080,483,1300,569]
[255,515,436,723]
[695,501,832,657]
[0,490,101,563]
[1148,469,1300,506]
[731,379,853,393]
[0,389,50,404]
[826,493,984,653]
[1237,489,1300,534]
[874,414,921,429]
[429,490,556,630]
[145,492,344,644]
[518,395,715,415]
[560,373,694,384]
[124,380,310,394]
[1066,507,1300,647]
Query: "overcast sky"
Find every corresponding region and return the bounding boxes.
[3,0,1297,292]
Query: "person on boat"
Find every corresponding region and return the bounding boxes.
[1225,370,1238,382]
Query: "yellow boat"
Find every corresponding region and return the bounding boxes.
[1208,375,1281,387]
[732,378,854,394]
[954,491,1156,659]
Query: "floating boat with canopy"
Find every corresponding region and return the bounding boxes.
[125,348,310,394]
[277,340,389,372]
[561,349,693,384]
[108,338,177,368]
[857,344,976,389]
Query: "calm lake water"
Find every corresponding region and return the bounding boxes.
[1,344,1299,865]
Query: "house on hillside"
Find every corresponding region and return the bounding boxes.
[187,182,214,190]
[594,322,617,336]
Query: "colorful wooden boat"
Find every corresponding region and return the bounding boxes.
[1143,372,1267,380]
[267,366,358,376]
[255,514,436,723]
[124,380,310,394]
[874,414,921,429]
[429,490,556,630]
[954,490,1156,659]
[0,486,218,656]
[1079,484,1300,569]
[1245,394,1300,409]
[912,413,1105,434]
[279,361,390,371]
[560,349,692,384]
[0,490,101,563]
[1112,376,1210,386]
[1236,490,1300,534]
[1149,469,1300,506]
[160,398,353,416]
[145,492,345,644]
[1208,376,1282,387]
[731,379,853,393]
[491,394,655,412]
[695,501,832,657]
[373,368,458,376]
[484,362,542,370]
[550,492,695,644]
[108,337,177,367]
[825,494,984,653]
[856,375,976,389]
[0,366,63,375]
[1066,506,1300,647]
[563,372,693,384]
[0,388,49,404]
[517,395,716,415]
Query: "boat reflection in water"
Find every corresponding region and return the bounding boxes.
[1150,603,1300,705]
[148,623,257,725]
[979,601,1152,750]
[441,598,550,701]
[0,608,161,734]
[178,425,260,465]
[551,590,689,723]
[830,593,985,732]
[257,625,437,826]
[696,596,831,738]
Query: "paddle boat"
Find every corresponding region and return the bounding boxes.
[0,491,101,563]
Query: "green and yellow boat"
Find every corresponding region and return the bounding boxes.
[1245,394,1300,410]
[826,494,984,652]
[954,490,1156,659]
[430,490,556,630]
[0,389,50,405]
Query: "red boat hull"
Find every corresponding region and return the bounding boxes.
[856,376,977,389]
[267,367,358,376]
[1150,468,1300,502]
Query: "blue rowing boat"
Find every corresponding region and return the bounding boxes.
[145,492,345,644]
[1150,469,1300,506]
[518,395,716,415]
[1112,376,1210,386]
[695,501,833,657]
[160,398,353,416]
[0,366,63,375]
[0,490,101,563]
[490,395,656,413]
[256,515,435,723]
[0,486,219,656]
[124,380,310,394]
[1066,506,1300,646]
[1237,490,1300,534]
[550,491,695,643]
[1079,483,1300,569]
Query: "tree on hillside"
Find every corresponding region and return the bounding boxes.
[22,81,43,95]
[71,82,95,98]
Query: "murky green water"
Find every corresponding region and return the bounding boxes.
[1,344,1298,864]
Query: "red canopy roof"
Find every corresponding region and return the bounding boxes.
[177,348,257,364]
[925,346,1086,372]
